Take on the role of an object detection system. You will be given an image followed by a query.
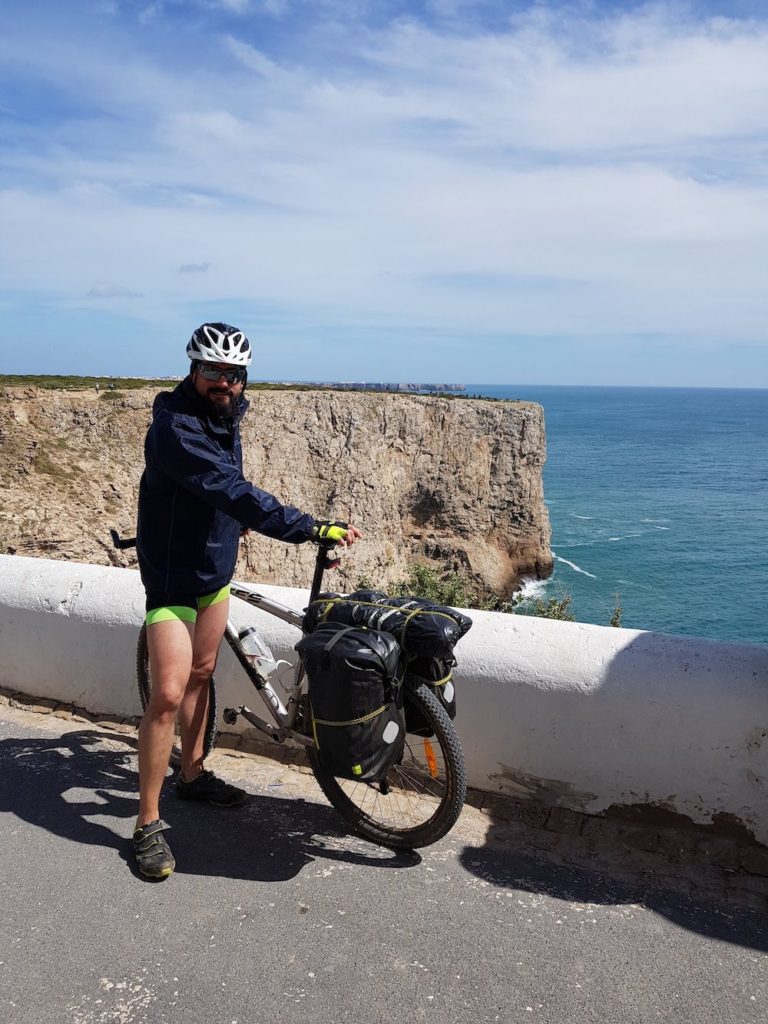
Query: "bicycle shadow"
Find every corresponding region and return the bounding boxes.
[0,729,420,884]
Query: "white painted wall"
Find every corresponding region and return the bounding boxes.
[2,555,767,839]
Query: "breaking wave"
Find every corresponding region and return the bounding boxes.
[552,553,598,579]
[517,576,549,602]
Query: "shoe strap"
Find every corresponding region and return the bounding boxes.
[134,819,170,839]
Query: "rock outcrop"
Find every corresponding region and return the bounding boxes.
[0,386,552,597]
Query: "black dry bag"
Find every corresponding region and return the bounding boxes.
[403,655,457,737]
[295,624,405,782]
[303,595,469,659]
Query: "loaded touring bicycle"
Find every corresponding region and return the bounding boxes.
[112,529,469,849]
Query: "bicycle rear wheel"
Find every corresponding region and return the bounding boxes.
[310,683,467,849]
[136,624,218,766]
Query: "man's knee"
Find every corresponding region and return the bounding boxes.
[189,658,217,686]
[147,681,185,719]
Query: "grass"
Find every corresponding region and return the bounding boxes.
[0,375,517,401]
[1,375,176,391]
[32,445,73,483]
[0,375,346,393]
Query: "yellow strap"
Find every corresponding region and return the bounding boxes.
[400,607,422,647]
[314,598,459,626]
[312,705,387,728]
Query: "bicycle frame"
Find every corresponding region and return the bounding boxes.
[220,543,340,748]
[119,527,468,848]
[110,527,340,750]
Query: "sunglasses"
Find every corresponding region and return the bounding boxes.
[197,365,246,384]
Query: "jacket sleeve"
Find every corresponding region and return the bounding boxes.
[149,412,316,543]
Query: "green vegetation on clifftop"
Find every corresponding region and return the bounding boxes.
[362,562,620,625]
[0,375,312,392]
[0,376,513,401]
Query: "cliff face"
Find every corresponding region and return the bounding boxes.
[0,386,552,597]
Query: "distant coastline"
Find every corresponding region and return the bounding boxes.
[296,381,466,394]
[0,375,467,396]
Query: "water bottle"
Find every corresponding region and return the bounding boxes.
[238,626,289,719]
[238,626,279,676]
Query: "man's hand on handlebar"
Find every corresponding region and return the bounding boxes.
[338,524,362,547]
[312,520,363,547]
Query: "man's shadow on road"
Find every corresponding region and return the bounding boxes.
[7,727,766,953]
[0,729,419,884]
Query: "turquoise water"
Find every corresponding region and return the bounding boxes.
[467,386,768,645]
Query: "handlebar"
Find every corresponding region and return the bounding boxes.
[109,527,342,602]
[109,529,136,550]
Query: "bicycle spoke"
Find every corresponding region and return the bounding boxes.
[310,683,466,848]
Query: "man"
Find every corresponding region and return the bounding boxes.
[133,322,360,879]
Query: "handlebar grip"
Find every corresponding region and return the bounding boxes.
[312,520,348,545]
[110,529,137,550]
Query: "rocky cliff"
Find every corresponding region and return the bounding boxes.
[0,386,552,597]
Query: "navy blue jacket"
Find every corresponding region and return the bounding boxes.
[136,378,316,595]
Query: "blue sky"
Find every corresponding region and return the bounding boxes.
[1,1,767,385]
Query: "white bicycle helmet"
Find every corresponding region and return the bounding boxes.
[186,322,252,366]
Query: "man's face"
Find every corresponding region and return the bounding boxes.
[192,361,245,416]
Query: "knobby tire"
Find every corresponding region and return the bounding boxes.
[309,683,467,849]
[136,624,218,765]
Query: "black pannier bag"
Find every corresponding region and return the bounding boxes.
[403,655,457,737]
[303,591,472,660]
[295,623,405,782]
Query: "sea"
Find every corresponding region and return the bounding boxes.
[465,385,768,646]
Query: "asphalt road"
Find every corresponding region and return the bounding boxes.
[1,707,767,1024]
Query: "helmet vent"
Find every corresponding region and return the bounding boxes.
[186,322,252,366]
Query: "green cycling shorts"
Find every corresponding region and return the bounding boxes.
[144,585,231,626]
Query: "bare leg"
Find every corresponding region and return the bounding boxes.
[178,597,230,782]
[136,618,194,828]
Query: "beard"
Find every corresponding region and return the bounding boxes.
[200,387,238,419]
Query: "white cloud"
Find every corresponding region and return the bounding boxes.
[223,35,283,78]
[88,282,143,299]
[260,0,290,15]
[214,0,251,13]
[1,2,768,380]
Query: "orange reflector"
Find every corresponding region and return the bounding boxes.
[423,739,438,778]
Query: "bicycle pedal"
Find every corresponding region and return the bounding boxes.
[222,707,238,725]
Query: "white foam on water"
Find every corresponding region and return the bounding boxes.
[517,576,549,601]
[569,513,593,520]
[552,553,598,579]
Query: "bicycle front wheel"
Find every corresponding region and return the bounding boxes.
[310,683,467,849]
[136,624,218,766]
